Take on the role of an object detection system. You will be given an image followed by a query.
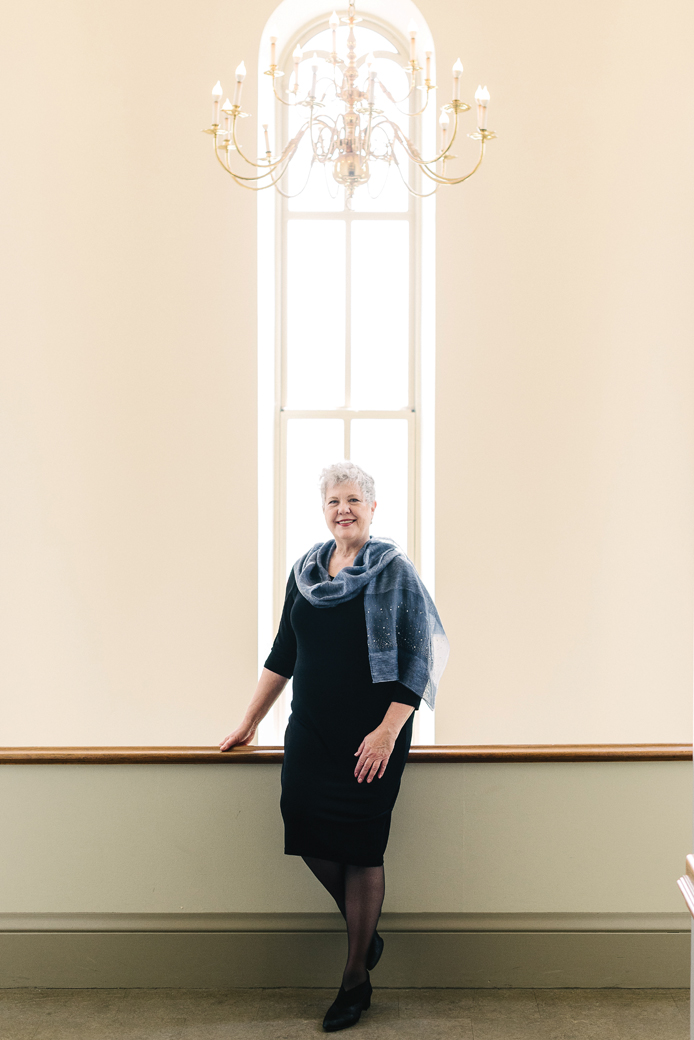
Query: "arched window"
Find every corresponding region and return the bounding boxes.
[258,5,436,744]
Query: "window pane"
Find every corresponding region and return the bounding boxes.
[286,418,344,569]
[350,419,409,552]
[351,221,409,409]
[286,220,345,408]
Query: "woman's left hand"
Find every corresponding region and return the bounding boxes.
[354,726,396,783]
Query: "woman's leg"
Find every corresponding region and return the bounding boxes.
[342,864,385,990]
[302,856,385,989]
[302,855,346,916]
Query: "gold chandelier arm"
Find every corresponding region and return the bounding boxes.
[308,108,339,162]
[233,120,308,173]
[215,140,290,183]
[391,157,438,197]
[363,118,400,162]
[230,112,301,170]
[312,123,339,151]
[379,77,433,119]
[214,132,302,183]
[362,104,375,160]
[273,158,321,198]
[390,112,459,166]
[273,59,339,109]
[223,169,287,191]
[417,139,487,185]
[214,144,276,184]
[214,148,297,191]
[312,112,337,129]
[308,105,327,161]
[377,67,417,109]
[401,86,433,119]
[272,73,309,109]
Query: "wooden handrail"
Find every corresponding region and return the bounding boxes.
[0,744,690,764]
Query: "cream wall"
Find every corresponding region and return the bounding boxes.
[433,0,694,743]
[0,0,260,745]
[0,0,692,745]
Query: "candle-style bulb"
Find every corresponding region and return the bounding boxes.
[365,51,374,67]
[368,69,377,103]
[211,80,223,125]
[439,107,449,148]
[221,98,233,112]
[309,53,319,99]
[329,10,339,26]
[408,20,418,61]
[475,85,490,128]
[293,44,303,60]
[452,58,464,100]
[232,63,246,107]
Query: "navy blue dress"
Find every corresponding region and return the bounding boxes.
[265,570,421,867]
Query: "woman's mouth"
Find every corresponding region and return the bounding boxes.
[337,519,355,526]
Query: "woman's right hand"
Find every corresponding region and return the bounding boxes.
[219,669,288,752]
[219,720,257,752]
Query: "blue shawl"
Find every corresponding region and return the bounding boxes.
[293,537,449,710]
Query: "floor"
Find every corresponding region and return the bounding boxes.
[0,987,688,1039]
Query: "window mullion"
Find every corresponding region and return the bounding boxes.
[345,213,352,410]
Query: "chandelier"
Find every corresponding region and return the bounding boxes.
[204,0,496,207]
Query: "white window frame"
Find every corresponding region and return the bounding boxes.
[258,11,436,745]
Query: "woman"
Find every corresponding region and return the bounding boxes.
[220,461,448,1032]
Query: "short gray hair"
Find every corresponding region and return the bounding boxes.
[319,461,376,506]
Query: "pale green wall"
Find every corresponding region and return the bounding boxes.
[2,762,689,914]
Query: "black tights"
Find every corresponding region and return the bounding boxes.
[303,855,384,990]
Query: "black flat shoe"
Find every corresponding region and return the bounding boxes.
[366,930,384,970]
[322,974,372,1032]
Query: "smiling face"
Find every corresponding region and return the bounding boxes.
[323,481,376,551]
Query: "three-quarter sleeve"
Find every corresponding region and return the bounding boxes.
[377,679,422,711]
[264,570,299,679]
